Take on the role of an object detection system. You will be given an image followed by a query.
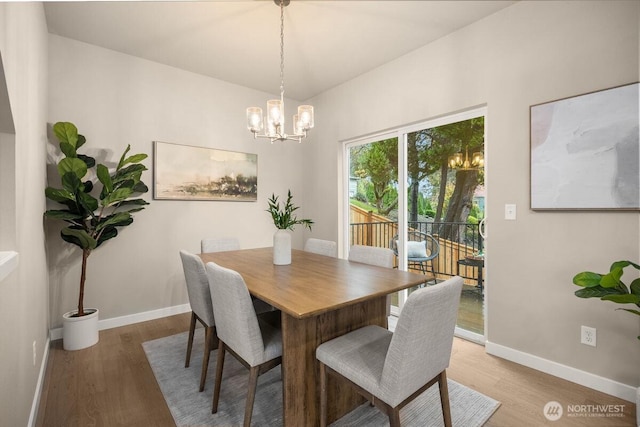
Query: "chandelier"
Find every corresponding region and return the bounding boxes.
[246,0,314,143]
[448,147,484,170]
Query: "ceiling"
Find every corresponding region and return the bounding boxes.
[44,1,515,101]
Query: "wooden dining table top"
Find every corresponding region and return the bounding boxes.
[199,247,430,319]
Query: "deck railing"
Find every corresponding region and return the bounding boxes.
[349,219,484,285]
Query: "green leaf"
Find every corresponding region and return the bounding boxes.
[630,278,640,296]
[618,308,640,316]
[133,182,149,193]
[602,294,640,304]
[121,153,147,167]
[113,164,146,184]
[96,226,118,247]
[61,172,82,193]
[101,188,133,207]
[76,134,86,149]
[53,122,78,148]
[572,271,602,287]
[97,164,113,194]
[117,145,131,170]
[78,191,98,214]
[117,199,149,207]
[61,227,97,250]
[77,154,95,169]
[574,286,621,298]
[57,157,87,180]
[45,187,75,203]
[600,269,622,288]
[59,141,76,158]
[44,210,84,220]
[96,212,132,231]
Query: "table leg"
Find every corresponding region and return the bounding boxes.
[280,297,387,426]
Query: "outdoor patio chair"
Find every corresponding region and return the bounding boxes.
[390,231,440,277]
[316,276,464,427]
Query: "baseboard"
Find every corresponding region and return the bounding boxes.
[28,336,50,427]
[486,340,637,403]
[49,303,191,341]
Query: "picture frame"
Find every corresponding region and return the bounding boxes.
[530,82,639,210]
[153,141,258,201]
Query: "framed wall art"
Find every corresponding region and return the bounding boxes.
[153,141,257,201]
[530,82,639,210]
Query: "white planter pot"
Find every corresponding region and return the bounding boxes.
[63,308,99,351]
[273,229,292,265]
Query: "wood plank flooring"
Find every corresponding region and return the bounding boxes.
[36,313,636,426]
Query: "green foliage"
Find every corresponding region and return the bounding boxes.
[572,260,640,340]
[44,122,149,315]
[266,190,313,231]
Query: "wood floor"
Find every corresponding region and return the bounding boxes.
[36,312,636,427]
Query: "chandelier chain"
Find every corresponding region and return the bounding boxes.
[279,0,285,102]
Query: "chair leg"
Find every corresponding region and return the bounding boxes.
[319,362,327,427]
[199,326,213,392]
[388,407,401,427]
[185,312,196,368]
[438,371,452,427]
[212,341,226,414]
[243,366,260,427]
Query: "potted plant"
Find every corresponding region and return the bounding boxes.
[266,190,313,265]
[44,122,149,350]
[572,260,640,424]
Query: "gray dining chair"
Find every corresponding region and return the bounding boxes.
[179,250,218,392]
[348,245,395,317]
[304,238,338,257]
[201,237,241,253]
[205,261,283,427]
[348,244,395,268]
[316,276,464,427]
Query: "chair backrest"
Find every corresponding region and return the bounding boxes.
[379,276,463,406]
[390,232,440,260]
[205,261,265,366]
[201,237,240,253]
[304,238,338,258]
[348,245,394,268]
[179,250,216,326]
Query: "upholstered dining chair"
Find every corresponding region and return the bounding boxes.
[348,245,395,317]
[179,250,219,392]
[201,237,240,253]
[205,261,283,427]
[316,276,463,427]
[304,238,338,257]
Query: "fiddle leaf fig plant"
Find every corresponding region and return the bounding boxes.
[266,190,313,231]
[45,122,149,317]
[572,260,640,340]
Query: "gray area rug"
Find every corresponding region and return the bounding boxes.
[143,331,500,426]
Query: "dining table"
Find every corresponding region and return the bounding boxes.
[199,247,431,426]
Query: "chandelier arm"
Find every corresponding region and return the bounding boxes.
[279,0,285,103]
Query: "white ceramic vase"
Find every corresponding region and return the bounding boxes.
[62,308,99,351]
[273,229,292,265]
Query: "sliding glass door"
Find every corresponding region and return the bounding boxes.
[344,108,486,340]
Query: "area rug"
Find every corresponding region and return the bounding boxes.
[143,331,500,426]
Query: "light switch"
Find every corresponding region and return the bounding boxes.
[505,204,516,220]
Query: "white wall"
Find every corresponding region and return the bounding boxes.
[0,3,49,426]
[47,35,307,327]
[304,0,640,394]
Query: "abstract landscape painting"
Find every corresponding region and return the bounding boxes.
[153,141,257,201]
[530,83,639,210]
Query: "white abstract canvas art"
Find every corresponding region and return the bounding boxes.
[530,83,639,210]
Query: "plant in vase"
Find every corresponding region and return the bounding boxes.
[266,190,313,265]
[44,122,149,350]
[572,260,640,424]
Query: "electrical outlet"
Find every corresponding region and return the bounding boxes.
[32,340,36,366]
[581,326,596,347]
